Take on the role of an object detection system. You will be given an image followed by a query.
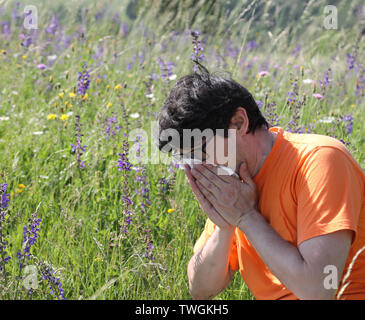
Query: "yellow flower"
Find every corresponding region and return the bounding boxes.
[16,189,23,193]
[60,114,69,121]
[47,114,58,120]
[69,104,73,109]
[114,83,122,90]
[22,55,27,59]
[107,102,112,108]
[128,73,133,78]
[82,93,88,100]
[10,191,14,198]
[106,84,110,89]
[18,184,26,189]
[351,104,355,108]
[94,256,102,262]
[59,93,64,99]
[69,92,76,98]
[65,101,69,106]
[167,208,175,213]
[1,49,6,54]
[49,75,53,82]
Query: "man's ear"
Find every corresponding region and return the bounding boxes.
[229,107,249,136]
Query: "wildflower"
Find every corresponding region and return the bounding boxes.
[167,208,175,213]
[258,71,269,77]
[0,183,11,272]
[22,55,27,59]
[130,112,140,119]
[0,116,9,121]
[107,102,112,108]
[313,93,323,100]
[16,189,23,193]
[169,74,177,81]
[191,30,205,71]
[37,64,47,70]
[102,112,122,141]
[346,53,356,70]
[47,114,58,120]
[58,93,64,99]
[82,93,88,100]
[38,260,66,300]
[303,79,313,84]
[343,113,353,135]
[59,114,69,121]
[106,84,110,89]
[71,115,87,169]
[145,93,154,99]
[18,184,26,189]
[68,92,76,98]
[118,152,132,172]
[94,256,102,262]
[77,62,90,96]
[33,131,43,135]
[142,241,156,260]
[17,210,41,270]
[319,116,335,124]
[114,83,122,90]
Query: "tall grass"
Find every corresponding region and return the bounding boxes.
[0,0,363,299]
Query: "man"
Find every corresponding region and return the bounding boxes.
[157,69,365,300]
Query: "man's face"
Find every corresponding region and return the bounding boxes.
[176,130,238,175]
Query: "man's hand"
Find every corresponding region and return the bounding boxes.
[184,164,234,230]
[189,162,258,227]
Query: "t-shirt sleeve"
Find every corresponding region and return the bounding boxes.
[193,217,239,271]
[296,146,364,246]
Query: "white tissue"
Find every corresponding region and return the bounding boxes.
[180,159,239,178]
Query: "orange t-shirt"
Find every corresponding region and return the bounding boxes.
[193,127,365,300]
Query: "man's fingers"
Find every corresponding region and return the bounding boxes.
[191,166,221,197]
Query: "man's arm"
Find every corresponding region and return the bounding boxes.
[187,226,237,300]
[238,210,353,300]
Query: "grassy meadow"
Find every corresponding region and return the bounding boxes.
[0,0,364,300]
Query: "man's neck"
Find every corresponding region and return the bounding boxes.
[251,128,277,177]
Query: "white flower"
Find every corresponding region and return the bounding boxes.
[169,74,177,81]
[319,116,335,123]
[303,79,314,84]
[33,131,43,135]
[130,112,140,119]
[39,175,49,179]
[0,116,9,121]
[67,111,73,116]
[145,93,154,99]
[47,54,57,62]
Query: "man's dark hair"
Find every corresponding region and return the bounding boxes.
[157,63,269,152]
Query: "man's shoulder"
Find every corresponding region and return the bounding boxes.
[283,130,347,152]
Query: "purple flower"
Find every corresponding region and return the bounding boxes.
[71,115,87,169]
[45,16,59,35]
[191,30,205,71]
[0,182,11,272]
[37,64,47,70]
[346,53,356,70]
[77,63,90,96]
[118,153,132,171]
[313,93,323,100]
[39,260,66,300]
[142,241,156,260]
[17,211,42,270]
[343,113,353,135]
